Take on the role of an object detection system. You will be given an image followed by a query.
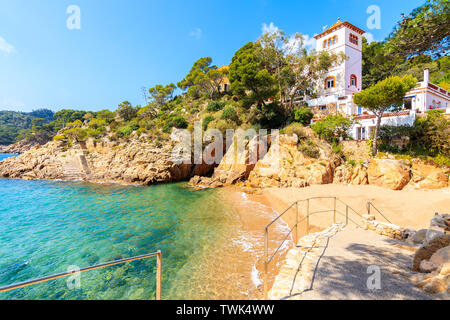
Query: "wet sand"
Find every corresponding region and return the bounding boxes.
[174,187,292,300]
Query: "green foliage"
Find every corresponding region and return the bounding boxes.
[332,142,343,156]
[354,75,418,113]
[148,83,176,107]
[64,127,88,142]
[298,140,320,159]
[229,42,278,109]
[362,38,405,89]
[202,116,215,131]
[118,125,137,138]
[347,160,357,167]
[53,109,87,126]
[311,114,354,143]
[249,102,286,129]
[376,111,449,165]
[387,0,449,58]
[206,101,226,112]
[354,75,418,154]
[162,115,188,133]
[0,109,54,145]
[280,122,306,138]
[116,101,137,121]
[293,107,313,125]
[412,110,449,156]
[178,57,226,99]
[53,134,67,141]
[221,107,238,122]
[95,110,115,123]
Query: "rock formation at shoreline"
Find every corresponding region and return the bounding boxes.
[0,140,38,154]
[190,131,448,191]
[0,138,214,185]
[1,130,448,190]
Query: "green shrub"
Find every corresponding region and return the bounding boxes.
[118,125,135,137]
[171,116,188,129]
[311,114,353,143]
[281,122,306,138]
[53,134,66,141]
[203,116,215,131]
[293,107,314,125]
[162,115,188,133]
[221,107,238,122]
[347,160,357,167]
[298,140,320,159]
[430,154,450,167]
[64,127,88,142]
[207,101,227,112]
[249,102,286,129]
[331,142,343,156]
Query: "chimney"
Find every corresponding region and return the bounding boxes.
[424,68,430,84]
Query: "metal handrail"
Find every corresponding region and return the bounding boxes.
[367,202,392,224]
[0,251,163,300]
[263,196,370,300]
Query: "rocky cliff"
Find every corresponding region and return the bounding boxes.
[0,140,38,154]
[190,131,449,191]
[0,137,214,185]
[1,131,448,190]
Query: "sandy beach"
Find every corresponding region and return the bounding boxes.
[257,185,450,232]
[215,184,450,299]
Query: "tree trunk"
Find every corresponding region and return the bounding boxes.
[372,114,382,156]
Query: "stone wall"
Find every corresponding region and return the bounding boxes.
[362,214,410,240]
[311,103,337,118]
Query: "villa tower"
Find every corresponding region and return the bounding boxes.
[307,19,365,116]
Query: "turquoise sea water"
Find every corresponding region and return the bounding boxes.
[0,162,244,299]
[0,154,17,161]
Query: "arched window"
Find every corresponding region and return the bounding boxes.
[350,74,357,87]
[334,36,338,44]
[325,76,336,89]
[323,40,327,48]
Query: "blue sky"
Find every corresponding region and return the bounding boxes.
[0,0,424,112]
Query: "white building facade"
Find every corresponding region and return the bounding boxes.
[306,19,450,141]
[306,19,365,117]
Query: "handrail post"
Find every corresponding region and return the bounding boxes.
[306,199,310,234]
[156,251,162,300]
[294,201,298,246]
[264,227,268,300]
[333,197,337,224]
[346,205,349,226]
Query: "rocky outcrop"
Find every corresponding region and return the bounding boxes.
[406,161,449,190]
[189,134,269,188]
[246,134,340,188]
[367,159,411,190]
[0,140,38,154]
[412,235,450,272]
[333,163,368,185]
[0,138,214,185]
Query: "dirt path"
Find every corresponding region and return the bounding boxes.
[269,225,434,300]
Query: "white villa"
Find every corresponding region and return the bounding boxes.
[306,19,450,140]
